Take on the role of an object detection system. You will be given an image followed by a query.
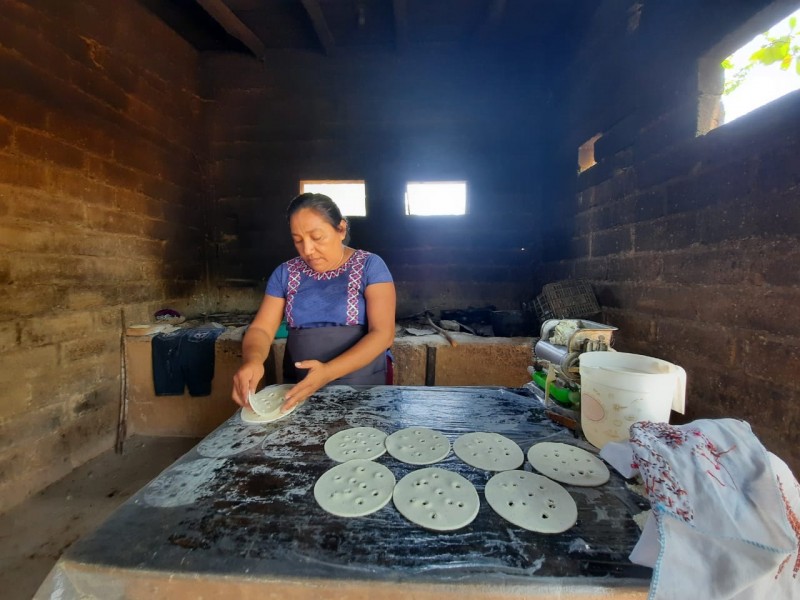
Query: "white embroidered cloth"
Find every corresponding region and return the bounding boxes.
[600,419,799,600]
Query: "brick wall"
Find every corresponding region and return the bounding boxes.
[204,51,554,317]
[541,0,800,472]
[0,0,206,511]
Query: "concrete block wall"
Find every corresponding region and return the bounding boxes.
[541,0,800,472]
[203,52,551,317]
[0,0,207,512]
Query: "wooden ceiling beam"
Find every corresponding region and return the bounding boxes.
[475,0,507,41]
[195,0,266,60]
[300,0,336,55]
[393,0,409,52]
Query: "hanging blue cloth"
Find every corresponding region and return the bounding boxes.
[152,326,225,396]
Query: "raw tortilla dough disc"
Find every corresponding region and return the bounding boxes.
[453,432,524,471]
[527,442,610,487]
[314,459,396,517]
[485,470,578,533]
[324,427,387,462]
[240,403,297,424]
[384,427,450,465]
[392,467,479,531]
[249,384,293,416]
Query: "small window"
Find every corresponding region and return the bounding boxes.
[300,180,366,216]
[700,5,800,134]
[404,181,467,216]
[578,133,602,173]
[721,8,800,124]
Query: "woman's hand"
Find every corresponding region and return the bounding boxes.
[231,295,285,408]
[282,360,332,412]
[232,361,265,408]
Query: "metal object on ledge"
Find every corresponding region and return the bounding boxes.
[535,319,617,381]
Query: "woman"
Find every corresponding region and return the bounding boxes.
[232,193,396,413]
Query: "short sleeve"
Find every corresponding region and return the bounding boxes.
[364,253,393,286]
[265,263,288,297]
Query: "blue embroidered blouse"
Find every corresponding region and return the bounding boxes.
[265,249,393,329]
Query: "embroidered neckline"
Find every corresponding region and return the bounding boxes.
[285,249,369,327]
[293,249,364,280]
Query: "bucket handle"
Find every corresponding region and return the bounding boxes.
[589,364,686,415]
[672,365,686,414]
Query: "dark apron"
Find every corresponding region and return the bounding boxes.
[283,325,386,385]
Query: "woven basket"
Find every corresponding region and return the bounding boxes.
[533,279,599,320]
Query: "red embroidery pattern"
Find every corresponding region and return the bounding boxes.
[775,475,800,579]
[690,428,737,490]
[346,251,367,325]
[283,251,370,327]
[630,422,737,523]
[631,424,693,521]
[293,252,355,281]
[285,258,303,327]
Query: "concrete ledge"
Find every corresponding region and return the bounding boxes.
[392,333,534,388]
[125,331,534,437]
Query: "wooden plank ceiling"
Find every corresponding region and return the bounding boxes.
[138,0,594,59]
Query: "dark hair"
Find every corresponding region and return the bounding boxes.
[287,193,350,243]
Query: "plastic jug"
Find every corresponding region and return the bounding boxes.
[579,352,686,449]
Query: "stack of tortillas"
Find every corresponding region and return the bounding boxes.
[313,425,612,535]
[240,384,297,424]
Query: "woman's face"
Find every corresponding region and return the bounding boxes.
[289,207,347,273]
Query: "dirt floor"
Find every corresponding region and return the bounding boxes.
[0,436,200,600]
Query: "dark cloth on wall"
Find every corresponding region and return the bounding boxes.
[152,326,225,397]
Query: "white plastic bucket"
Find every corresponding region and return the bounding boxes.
[579,352,686,449]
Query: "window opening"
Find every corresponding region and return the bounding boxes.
[699,4,800,134]
[300,180,367,216]
[721,7,800,124]
[578,133,603,173]
[404,181,467,216]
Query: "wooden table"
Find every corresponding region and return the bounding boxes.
[36,386,651,599]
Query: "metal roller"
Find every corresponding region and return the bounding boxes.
[534,340,581,380]
[534,340,568,365]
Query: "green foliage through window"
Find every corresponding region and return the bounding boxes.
[722,15,800,95]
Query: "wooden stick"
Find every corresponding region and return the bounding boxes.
[115,308,128,454]
[425,315,457,347]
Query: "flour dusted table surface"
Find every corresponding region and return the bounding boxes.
[36,386,651,599]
